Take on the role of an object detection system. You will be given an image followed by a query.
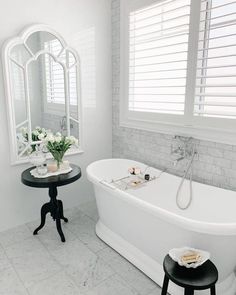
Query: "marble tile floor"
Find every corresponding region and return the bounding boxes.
[0,200,162,295]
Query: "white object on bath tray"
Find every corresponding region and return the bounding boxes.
[169,247,210,269]
[128,167,141,175]
[30,166,72,178]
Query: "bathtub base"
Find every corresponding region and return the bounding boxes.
[96,220,236,295]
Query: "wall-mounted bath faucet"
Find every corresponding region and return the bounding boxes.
[172,155,185,167]
[171,135,198,209]
[60,115,73,132]
[171,135,196,166]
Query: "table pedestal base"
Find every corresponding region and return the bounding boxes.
[33,186,68,242]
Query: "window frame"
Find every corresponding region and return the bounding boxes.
[120,0,236,145]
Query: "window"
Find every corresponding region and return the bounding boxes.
[120,0,236,144]
[44,39,77,109]
[195,0,236,119]
[129,0,190,115]
[44,39,65,105]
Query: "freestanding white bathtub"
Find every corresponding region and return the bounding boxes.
[87,158,236,295]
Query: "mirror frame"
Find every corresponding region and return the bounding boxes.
[2,24,83,165]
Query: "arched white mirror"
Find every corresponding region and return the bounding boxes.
[2,25,82,164]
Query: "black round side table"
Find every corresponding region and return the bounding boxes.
[21,164,81,242]
[161,255,218,295]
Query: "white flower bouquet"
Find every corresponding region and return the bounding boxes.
[20,126,48,152]
[20,126,78,167]
[44,132,78,168]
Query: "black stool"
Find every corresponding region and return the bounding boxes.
[161,255,218,295]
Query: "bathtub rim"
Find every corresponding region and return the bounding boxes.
[87,158,236,236]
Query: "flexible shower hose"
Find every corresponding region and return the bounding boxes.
[176,149,196,210]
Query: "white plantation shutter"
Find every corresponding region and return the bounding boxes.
[128,0,191,115]
[121,0,236,143]
[195,0,236,119]
[45,40,65,104]
[44,40,77,106]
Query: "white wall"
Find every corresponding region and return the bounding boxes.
[0,0,112,231]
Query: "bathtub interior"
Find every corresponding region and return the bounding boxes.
[87,158,149,183]
[88,158,236,224]
[131,171,236,224]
